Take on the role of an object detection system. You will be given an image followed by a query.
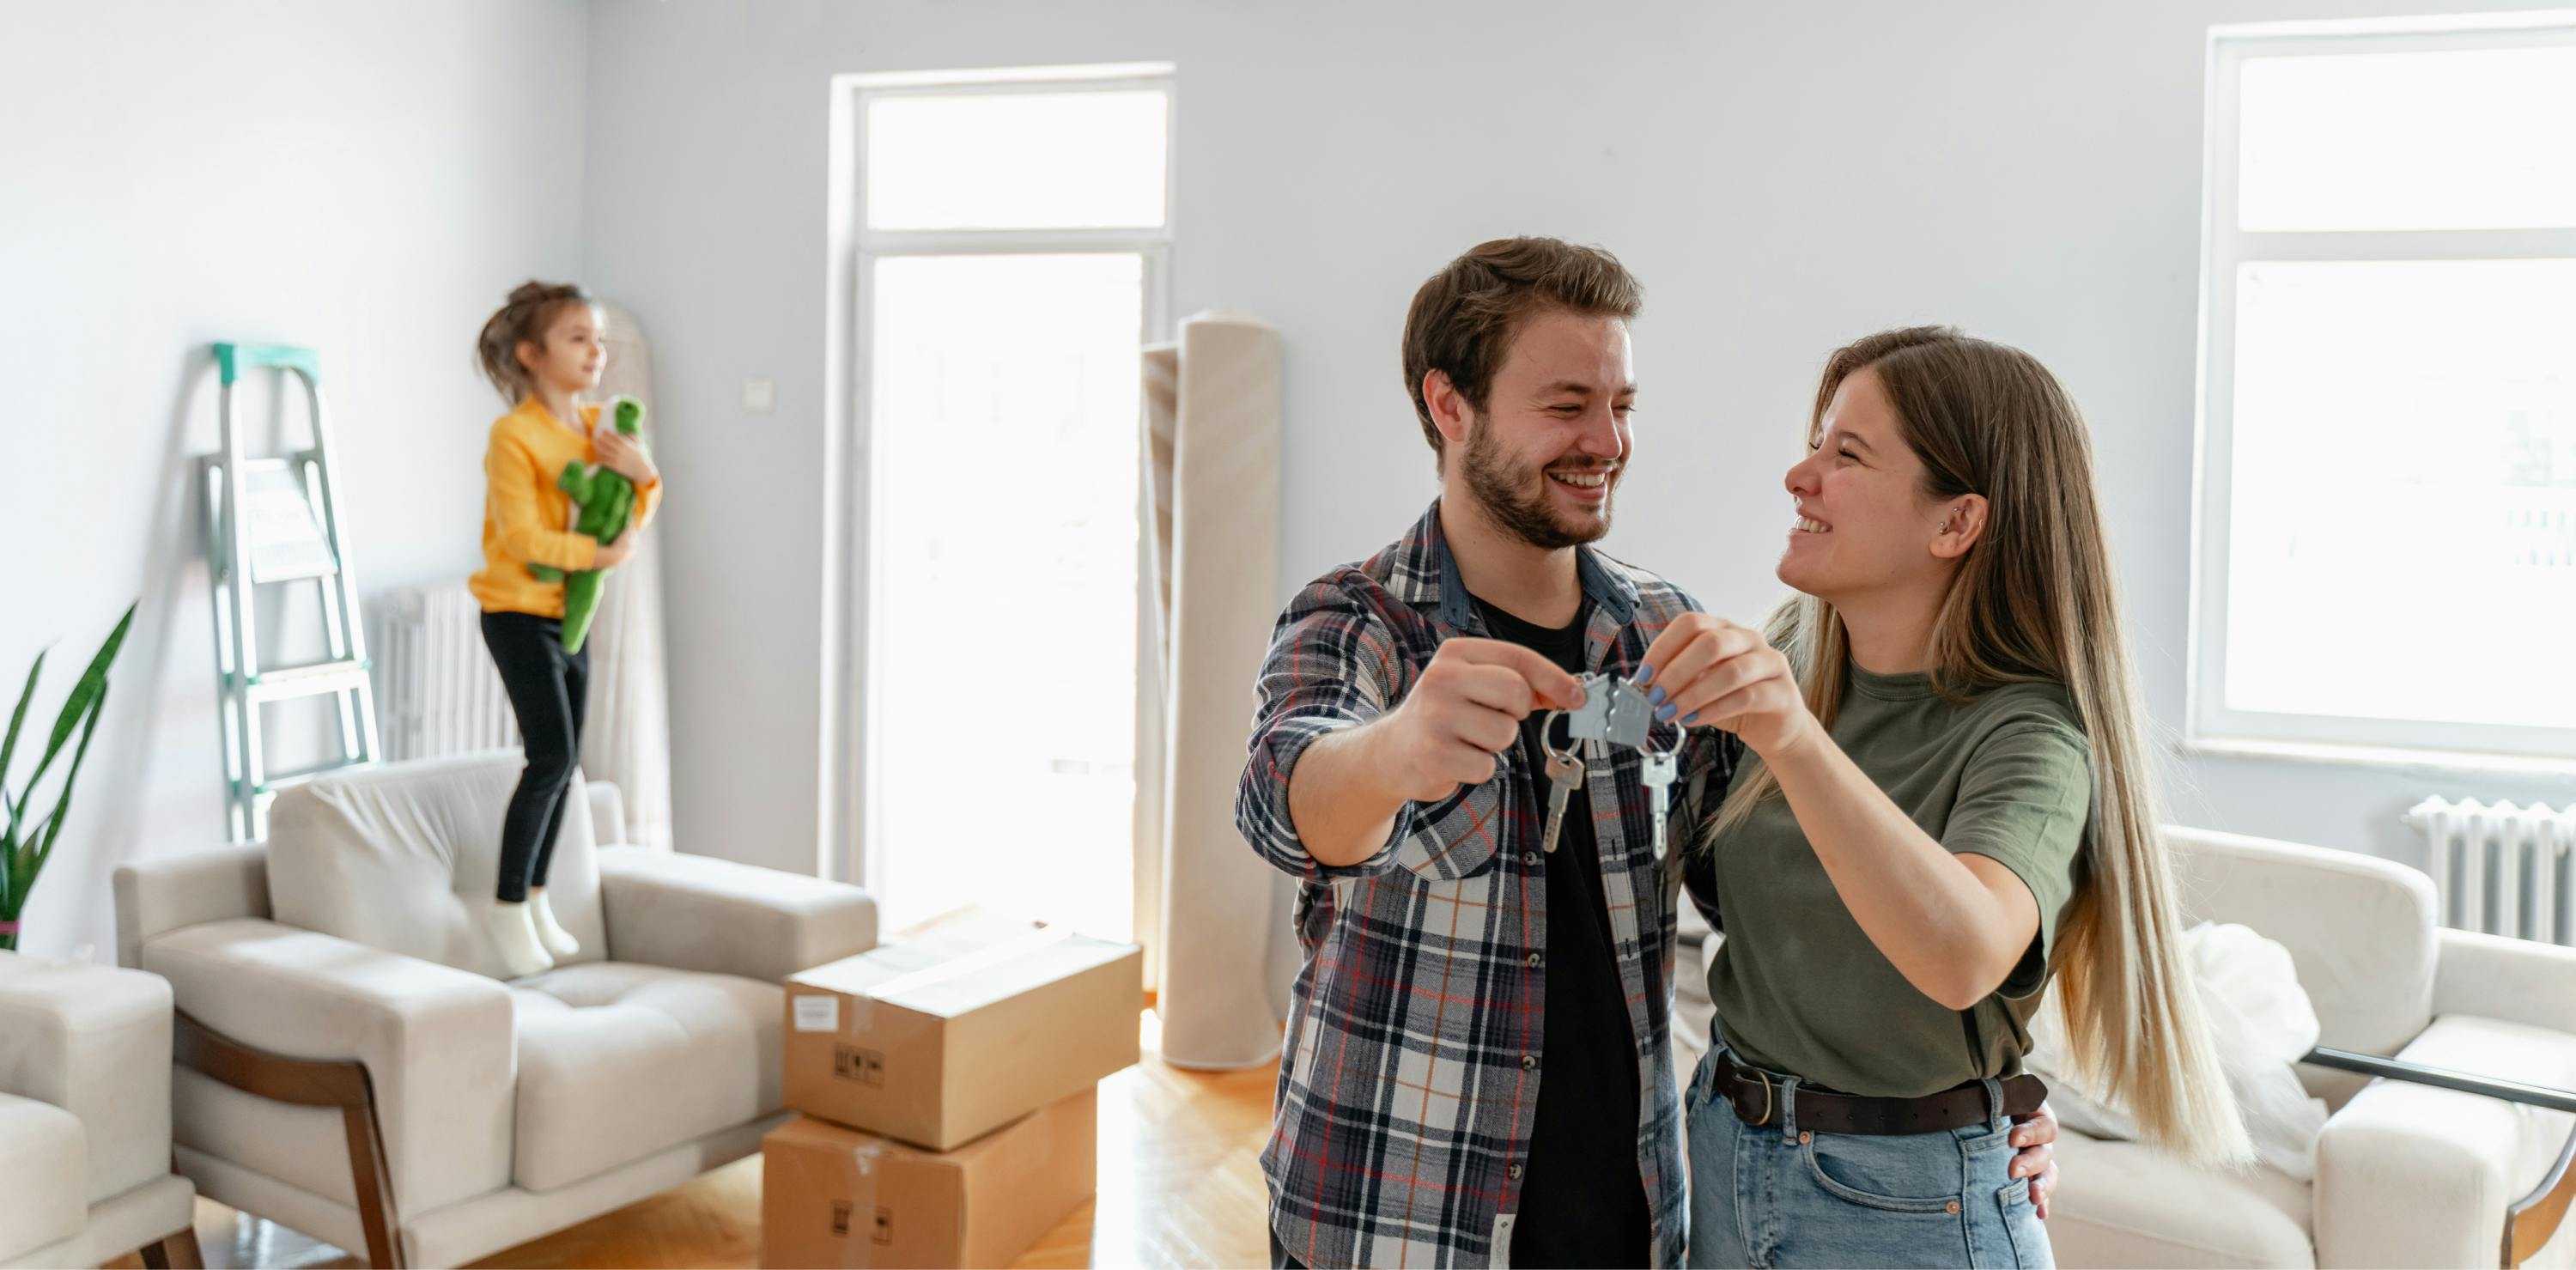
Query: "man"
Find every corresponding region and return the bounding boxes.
[1235,238,2056,1267]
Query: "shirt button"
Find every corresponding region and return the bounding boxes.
[1522,1054,1539,1071]
[1526,952,1542,968]
[1522,851,1540,866]
[1508,1163,1525,1181]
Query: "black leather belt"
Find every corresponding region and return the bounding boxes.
[1712,1050,2048,1136]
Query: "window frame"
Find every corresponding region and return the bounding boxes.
[2189,15,2576,772]
[823,64,1175,900]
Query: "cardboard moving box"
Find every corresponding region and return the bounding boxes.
[784,916,1142,1150]
[761,1089,1098,1269]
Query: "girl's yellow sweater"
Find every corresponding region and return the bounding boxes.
[468,398,663,617]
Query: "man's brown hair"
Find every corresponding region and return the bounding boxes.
[1401,237,1643,467]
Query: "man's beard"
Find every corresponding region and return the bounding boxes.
[1461,416,1614,550]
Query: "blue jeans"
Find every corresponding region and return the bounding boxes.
[1685,1046,2052,1269]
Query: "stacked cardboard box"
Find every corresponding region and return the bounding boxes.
[762,913,1145,1269]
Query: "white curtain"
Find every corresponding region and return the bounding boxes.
[1138,312,1292,1070]
[580,301,676,852]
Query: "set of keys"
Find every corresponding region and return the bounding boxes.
[1535,670,1685,860]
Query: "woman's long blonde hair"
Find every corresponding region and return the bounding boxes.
[1704,326,2251,1166]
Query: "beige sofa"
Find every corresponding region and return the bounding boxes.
[112,751,878,1267]
[0,951,200,1269]
[2046,826,2576,1268]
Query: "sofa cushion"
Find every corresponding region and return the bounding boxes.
[0,1091,86,1260]
[2047,1128,2314,1268]
[2166,827,2438,1058]
[507,961,783,1192]
[266,750,606,980]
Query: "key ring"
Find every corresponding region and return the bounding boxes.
[1644,713,1686,758]
[1540,708,1579,766]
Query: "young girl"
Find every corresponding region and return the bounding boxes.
[1644,328,2250,1267]
[466,282,661,977]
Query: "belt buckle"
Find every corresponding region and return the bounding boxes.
[1747,1068,1774,1126]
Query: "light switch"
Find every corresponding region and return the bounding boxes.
[742,379,775,412]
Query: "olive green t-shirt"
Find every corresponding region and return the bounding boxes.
[1690,665,2092,1098]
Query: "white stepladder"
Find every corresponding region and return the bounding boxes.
[201,342,380,842]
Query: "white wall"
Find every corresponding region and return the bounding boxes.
[589,0,2567,885]
[0,0,590,960]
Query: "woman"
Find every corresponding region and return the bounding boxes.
[1637,328,2250,1267]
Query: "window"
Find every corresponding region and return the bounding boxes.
[848,67,1171,939]
[2193,17,2576,767]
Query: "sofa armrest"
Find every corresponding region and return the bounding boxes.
[595,846,878,982]
[586,780,627,848]
[2314,1010,2576,1268]
[2435,927,2576,1037]
[138,918,516,1215]
[0,952,170,1207]
[113,842,268,970]
[2316,1082,2530,1267]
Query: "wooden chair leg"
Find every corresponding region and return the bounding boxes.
[172,1007,404,1267]
[139,1225,204,1270]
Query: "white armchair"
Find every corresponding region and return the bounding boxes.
[112,751,878,1268]
[0,951,199,1269]
[2047,826,2576,1269]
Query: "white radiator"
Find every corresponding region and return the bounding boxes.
[2407,796,2576,946]
[368,586,519,761]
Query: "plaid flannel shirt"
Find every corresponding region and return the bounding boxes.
[1236,501,1737,1268]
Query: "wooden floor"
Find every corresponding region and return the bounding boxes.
[108,1012,1277,1270]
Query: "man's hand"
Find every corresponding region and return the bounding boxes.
[2009,1102,2060,1219]
[1372,638,1585,802]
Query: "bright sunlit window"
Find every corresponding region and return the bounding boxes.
[2195,18,2576,765]
[856,68,1170,939]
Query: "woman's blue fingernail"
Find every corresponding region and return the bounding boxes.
[1646,685,1667,708]
[1655,702,1677,721]
[1634,662,1656,687]
[1680,713,1699,726]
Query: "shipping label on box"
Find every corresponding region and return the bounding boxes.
[783,917,1142,1150]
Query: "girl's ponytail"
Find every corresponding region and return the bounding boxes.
[476,281,589,404]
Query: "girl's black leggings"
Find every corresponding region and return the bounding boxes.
[480,610,589,902]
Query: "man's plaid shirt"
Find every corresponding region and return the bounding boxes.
[1236,501,1736,1268]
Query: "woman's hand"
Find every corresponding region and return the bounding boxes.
[1635,612,1816,759]
[594,429,659,486]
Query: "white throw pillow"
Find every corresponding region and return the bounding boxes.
[2027,921,2330,1179]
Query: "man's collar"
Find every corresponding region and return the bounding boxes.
[1394,497,1639,629]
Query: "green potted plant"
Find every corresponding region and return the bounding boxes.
[2,602,134,953]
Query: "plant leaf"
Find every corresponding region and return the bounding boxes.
[17,603,132,817]
[0,649,43,802]
[32,682,106,881]
[1,653,39,850]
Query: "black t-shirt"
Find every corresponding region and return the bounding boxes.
[1472,596,1649,1269]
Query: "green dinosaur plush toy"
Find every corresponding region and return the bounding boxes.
[526,396,647,653]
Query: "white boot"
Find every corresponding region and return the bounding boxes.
[528,889,581,959]
[484,900,556,979]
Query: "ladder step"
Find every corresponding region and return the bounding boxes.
[252,557,343,585]
[246,757,379,798]
[241,659,374,703]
